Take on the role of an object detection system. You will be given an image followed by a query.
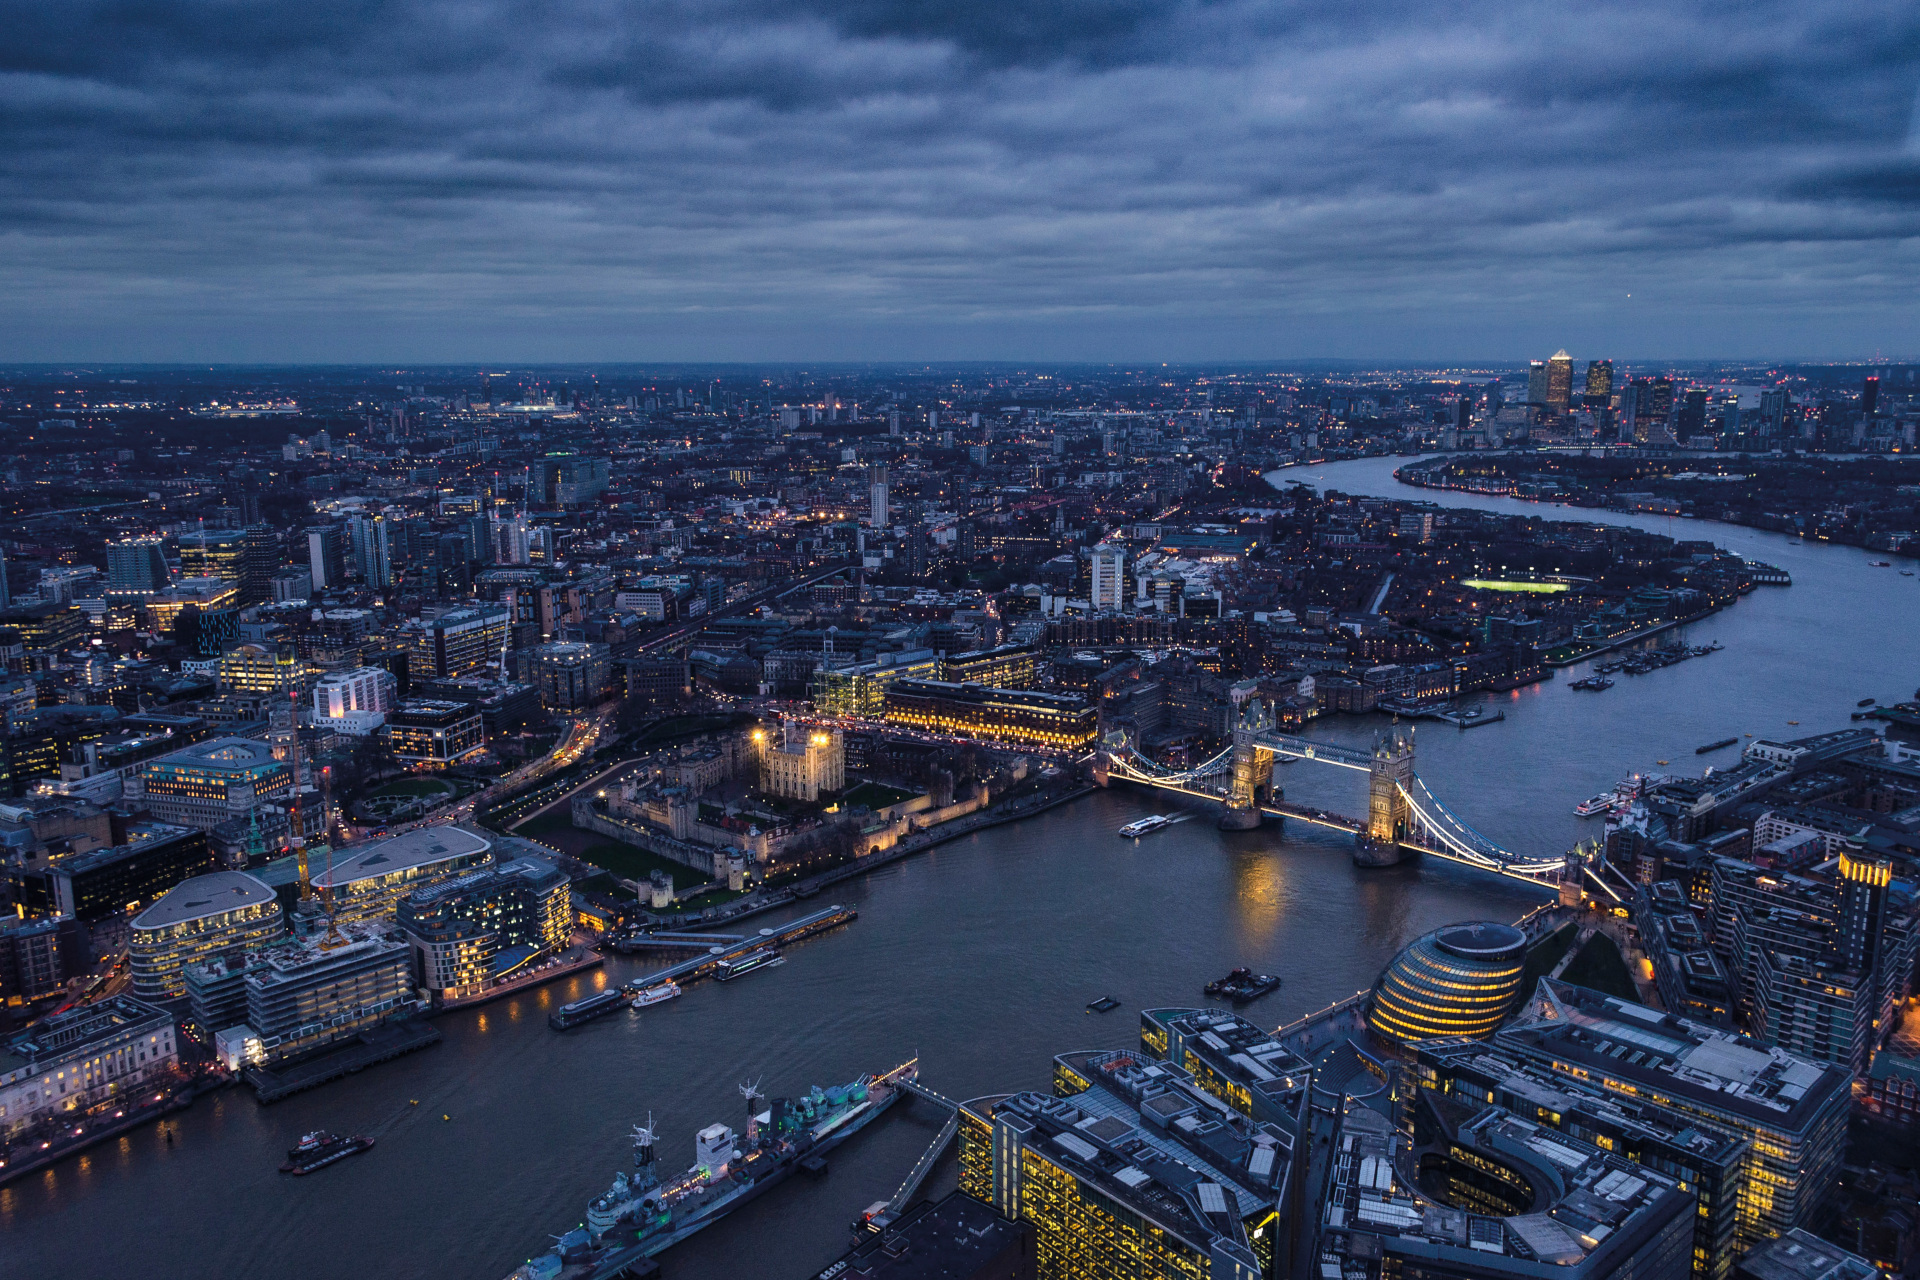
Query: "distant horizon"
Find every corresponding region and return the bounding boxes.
[2,356,1914,375]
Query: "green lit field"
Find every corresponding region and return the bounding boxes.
[1459,579,1570,594]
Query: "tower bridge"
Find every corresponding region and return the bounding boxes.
[1098,701,1565,886]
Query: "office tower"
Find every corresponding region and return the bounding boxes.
[868,463,889,528]
[434,531,474,597]
[350,513,392,587]
[1498,980,1851,1250]
[395,856,570,1000]
[128,870,283,999]
[1862,375,1879,416]
[927,408,939,432]
[106,537,171,598]
[179,527,245,582]
[1677,389,1709,437]
[1455,396,1472,429]
[238,524,279,605]
[958,1048,1294,1280]
[312,666,397,719]
[1584,358,1614,407]
[1759,389,1787,434]
[400,603,510,679]
[887,409,901,436]
[491,513,532,565]
[1415,1037,1748,1280]
[0,546,8,610]
[1526,359,1549,405]
[1329,1092,1696,1280]
[1617,382,1640,440]
[1089,543,1126,609]
[306,525,346,590]
[141,736,293,829]
[1546,349,1574,409]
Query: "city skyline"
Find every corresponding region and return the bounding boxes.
[5,1,1920,363]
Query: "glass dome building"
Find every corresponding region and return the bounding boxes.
[1366,921,1529,1046]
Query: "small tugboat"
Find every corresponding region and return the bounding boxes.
[280,1131,375,1175]
[1204,968,1281,1003]
[1858,698,1877,708]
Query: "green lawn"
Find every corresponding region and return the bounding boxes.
[1560,933,1638,1001]
[1519,922,1579,992]
[840,780,921,811]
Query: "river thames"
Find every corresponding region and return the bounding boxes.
[4,454,1913,1280]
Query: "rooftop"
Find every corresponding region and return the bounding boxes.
[1736,1229,1880,1280]
[1496,980,1850,1132]
[146,735,281,772]
[312,826,492,889]
[132,870,277,930]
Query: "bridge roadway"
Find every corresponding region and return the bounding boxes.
[623,905,856,987]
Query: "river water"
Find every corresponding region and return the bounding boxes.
[5,455,1912,1280]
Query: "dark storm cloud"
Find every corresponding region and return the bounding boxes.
[1,0,1918,360]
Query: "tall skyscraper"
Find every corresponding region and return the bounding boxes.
[1089,543,1127,610]
[306,525,346,591]
[1546,349,1573,410]
[350,513,392,588]
[106,537,171,598]
[1526,359,1549,405]
[1862,375,1879,416]
[238,524,279,606]
[1677,389,1709,438]
[867,463,889,528]
[1584,358,1613,407]
[491,514,531,565]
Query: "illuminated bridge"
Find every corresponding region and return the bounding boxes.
[1098,702,1565,886]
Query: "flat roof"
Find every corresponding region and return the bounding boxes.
[313,827,492,889]
[133,870,277,929]
[147,735,281,771]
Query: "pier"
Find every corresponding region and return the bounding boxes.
[623,905,859,988]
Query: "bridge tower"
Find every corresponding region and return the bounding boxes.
[1355,727,1415,865]
[1218,699,1275,830]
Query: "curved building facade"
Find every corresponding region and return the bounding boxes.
[1367,921,1527,1046]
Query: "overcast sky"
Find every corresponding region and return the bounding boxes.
[4,0,1918,363]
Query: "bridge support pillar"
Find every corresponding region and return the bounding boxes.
[1218,701,1274,830]
[1355,727,1415,866]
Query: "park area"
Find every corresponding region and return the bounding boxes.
[353,776,457,824]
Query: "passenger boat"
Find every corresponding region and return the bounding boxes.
[714,949,784,982]
[1573,793,1615,817]
[627,980,682,1008]
[1118,815,1173,838]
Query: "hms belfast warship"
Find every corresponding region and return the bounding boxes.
[504,1060,917,1280]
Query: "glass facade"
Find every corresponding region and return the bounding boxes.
[1366,922,1527,1045]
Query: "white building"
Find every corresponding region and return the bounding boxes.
[868,463,889,527]
[0,996,178,1140]
[1089,544,1128,610]
[312,666,397,736]
[753,723,845,802]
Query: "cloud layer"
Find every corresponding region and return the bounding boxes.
[3,0,1918,361]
